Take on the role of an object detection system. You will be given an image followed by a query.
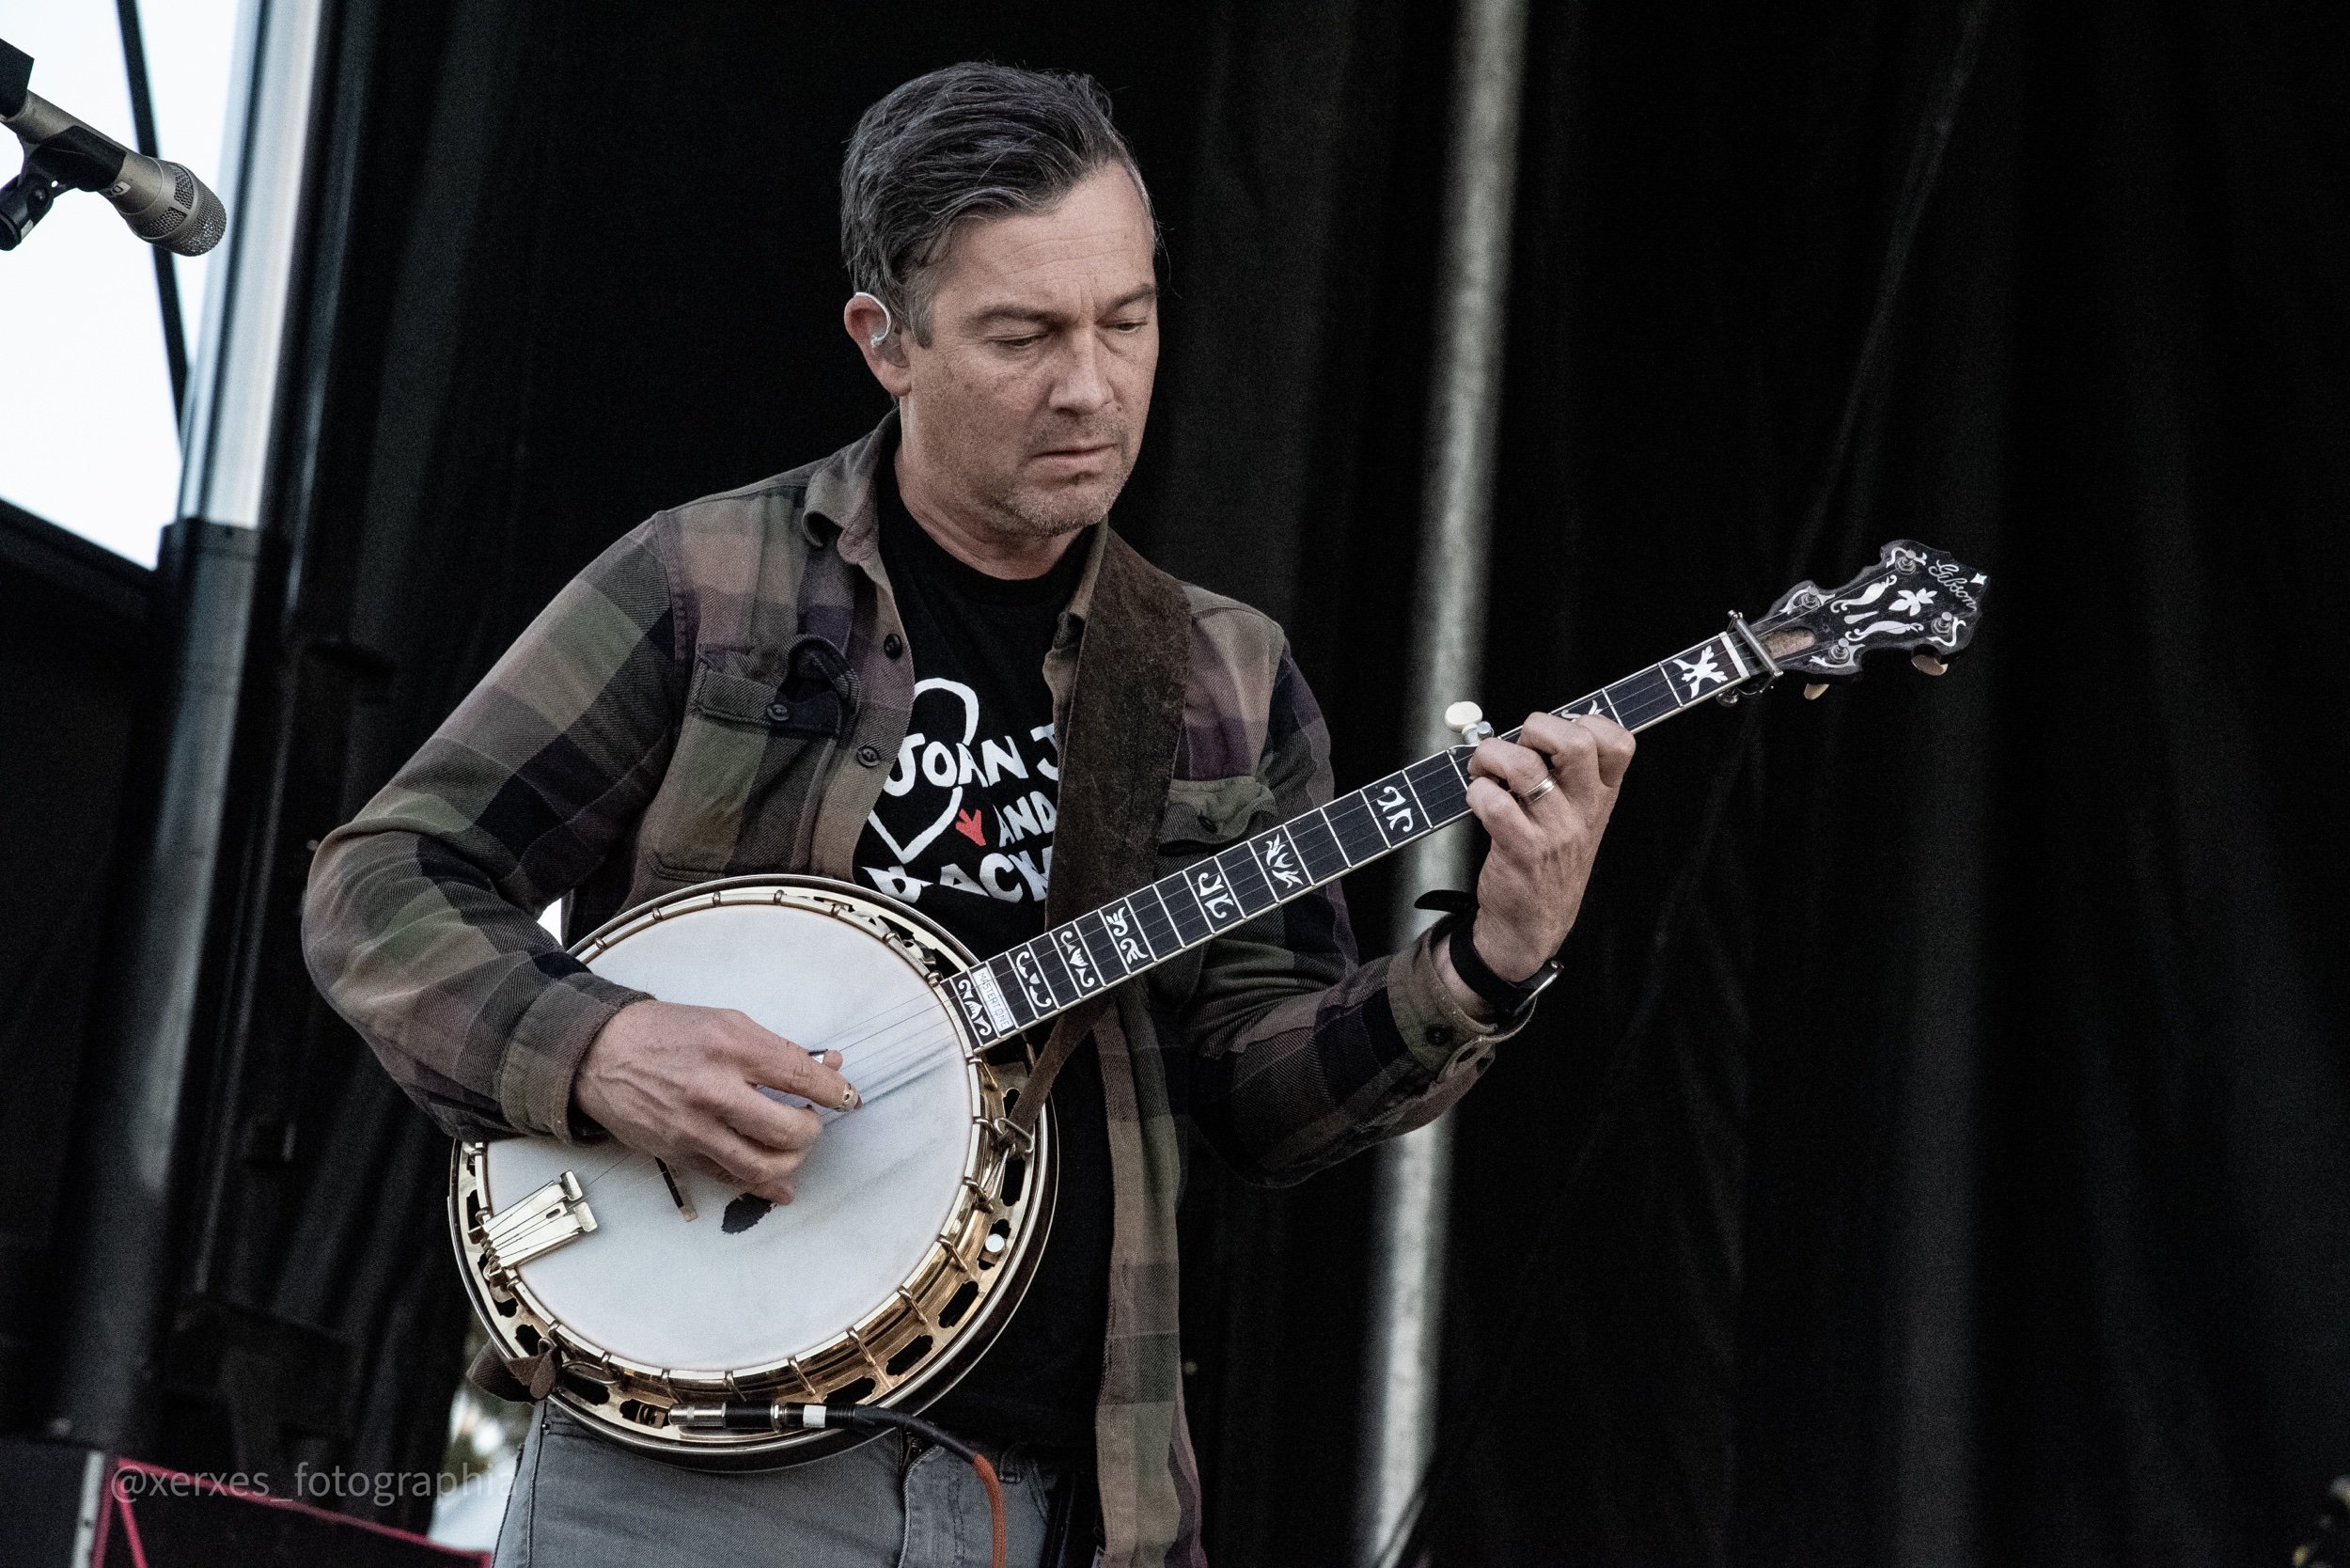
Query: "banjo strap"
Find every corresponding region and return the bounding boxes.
[469,1339,557,1403]
[1010,529,1193,1137]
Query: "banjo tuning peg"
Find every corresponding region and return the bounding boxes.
[1444,700,1494,745]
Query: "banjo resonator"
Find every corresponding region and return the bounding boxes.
[452,877,1054,1467]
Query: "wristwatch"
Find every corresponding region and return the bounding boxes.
[1443,909,1561,1021]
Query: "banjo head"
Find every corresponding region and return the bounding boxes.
[449,875,1053,1467]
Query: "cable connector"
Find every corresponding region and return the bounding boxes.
[665,1401,1007,1568]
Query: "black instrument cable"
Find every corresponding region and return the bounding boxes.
[668,1402,1008,1568]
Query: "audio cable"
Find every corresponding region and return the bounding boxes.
[669,1401,1007,1568]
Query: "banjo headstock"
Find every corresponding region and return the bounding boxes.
[1755,539,1989,682]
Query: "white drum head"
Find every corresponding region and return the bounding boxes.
[480,897,974,1373]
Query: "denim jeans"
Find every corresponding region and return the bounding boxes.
[493,1401,1073,1567]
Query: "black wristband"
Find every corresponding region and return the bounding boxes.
[1445,914,1560,1020]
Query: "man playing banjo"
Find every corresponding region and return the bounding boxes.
[304,62,1633,1568]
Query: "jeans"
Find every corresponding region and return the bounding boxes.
[493,1401,1075,1567]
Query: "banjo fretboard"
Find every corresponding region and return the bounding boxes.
[940,625,1772,1045]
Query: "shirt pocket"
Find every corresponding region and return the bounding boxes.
[1156,774,1278,856]
[1147,773,1279,1008]
[638,643,844,881]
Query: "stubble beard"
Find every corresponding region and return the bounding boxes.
[984,445,1136,542]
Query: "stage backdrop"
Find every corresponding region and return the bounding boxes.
[41,0,2343,1562]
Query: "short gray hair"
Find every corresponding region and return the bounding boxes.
[841,63,1154,344]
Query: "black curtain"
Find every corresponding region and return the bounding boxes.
[1432,0,2350,1564]
[0,507,151,1435]
[143,0,2348,1561]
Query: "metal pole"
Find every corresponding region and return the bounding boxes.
[1354,0,1529,1561]
[114,0,190,422]
[44,0,328,1454]
[178,0,330,531]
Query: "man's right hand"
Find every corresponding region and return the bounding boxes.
[572,999,860,1205]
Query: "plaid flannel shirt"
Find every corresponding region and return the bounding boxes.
[302,413,1512,1566]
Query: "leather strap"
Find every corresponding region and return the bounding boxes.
[1010,530,1192,1136]
[1013,998,1111,1137]
[468,1340,558,1403]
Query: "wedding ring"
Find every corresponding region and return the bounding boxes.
[1515,776,1558,807]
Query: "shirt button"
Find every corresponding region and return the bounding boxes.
[1428,1026,1455,1049]
[883,633,904,660]
[855,744,884,767]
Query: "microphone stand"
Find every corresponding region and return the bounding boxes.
[0,126,125,251]
[0,33,136,252]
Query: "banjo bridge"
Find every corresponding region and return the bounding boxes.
[478,1170,598,1277]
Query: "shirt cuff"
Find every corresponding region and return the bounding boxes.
[494,967,651,1142]
[1386,922,1525,1084]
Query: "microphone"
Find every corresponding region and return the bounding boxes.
[0,44,225,256]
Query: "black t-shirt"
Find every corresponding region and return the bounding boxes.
[850,462,1111,1452]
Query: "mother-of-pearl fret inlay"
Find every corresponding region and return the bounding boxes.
[1564,687,1622,724]
[1010,946,1058,1013]
[1054,926,1103,992]
[1253,826,1310,895]
[1369,774,1423,841]
[1187,860,1245,925]
[1102,905,1148,967]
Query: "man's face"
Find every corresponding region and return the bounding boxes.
[892,164,1159,540]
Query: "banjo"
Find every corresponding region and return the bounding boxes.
[449,539,1989,1467]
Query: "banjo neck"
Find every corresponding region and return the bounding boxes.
[939,539,1990,1047]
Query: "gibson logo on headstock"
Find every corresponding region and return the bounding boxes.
[1765,540,1987,678]
[1927,557,1985,612]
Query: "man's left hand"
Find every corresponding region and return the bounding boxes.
[1441,712,1637,1011]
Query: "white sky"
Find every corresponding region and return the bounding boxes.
[0,0,240,566]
